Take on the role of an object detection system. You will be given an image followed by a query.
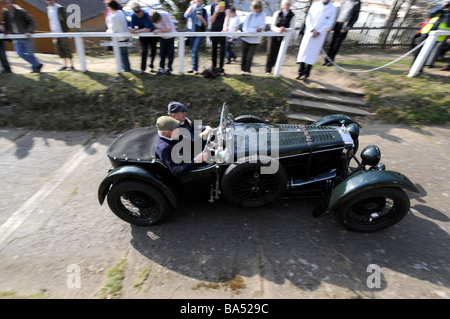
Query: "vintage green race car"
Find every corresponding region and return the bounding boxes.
[98,104,419,232]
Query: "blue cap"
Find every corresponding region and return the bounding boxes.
[168,101,188,114]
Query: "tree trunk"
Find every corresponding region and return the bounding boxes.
[380,0,407,48]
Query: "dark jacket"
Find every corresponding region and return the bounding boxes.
[154,136,196,178]
[336,0,361,30]
[55,5,69,33]
[2,6,36,34]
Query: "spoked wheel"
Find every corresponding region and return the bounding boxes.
[107,180,170,226]
[336,187,410,232]
[221,156,287,208]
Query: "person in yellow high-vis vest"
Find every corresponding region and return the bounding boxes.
[407,1,450,74]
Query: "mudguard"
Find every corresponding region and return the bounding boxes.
[313,170,420,217]
[313,114,361,127]
[98,165,180,208]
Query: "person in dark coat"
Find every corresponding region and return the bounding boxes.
[2,0,43,73]
[0,23,12,73]
[266,0,295,75]
[154,116,208,178]
[323,0,360,66]
[167,101,212,142]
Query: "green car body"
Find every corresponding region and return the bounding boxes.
[98,105,419,232]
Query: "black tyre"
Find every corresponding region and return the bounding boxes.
[221,156,287,208]
[234,115,266,123]
[107,180,170,226]
[336,187,410,232]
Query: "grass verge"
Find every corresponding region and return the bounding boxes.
[0,53,448,131]
[336,56,449,125]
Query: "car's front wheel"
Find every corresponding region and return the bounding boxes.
[335,187,410,232]
[221,156,287,208]
[107,180,170,226]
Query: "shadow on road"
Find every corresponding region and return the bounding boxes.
[129,195,449,295]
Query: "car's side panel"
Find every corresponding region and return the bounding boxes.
[312,170,420,217]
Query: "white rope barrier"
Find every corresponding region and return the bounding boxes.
[321,40,426,73]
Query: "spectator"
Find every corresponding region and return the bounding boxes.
[129,2,158,74]
[2,0,43,73]
[184,0,208,75]
[103,0,122,24]
[106,0,130,73]
[103,0,122,51]
[266,0,295,75]
[407,1,450,75]
[151,10,176,75]
[225,7,241,64]
[210,0,231,75]
[323,0,360,66]
[154,116,208,178]
[0,23,12,73]
[46,0,75,71]
[440,61,450,71]
[241,0,266,76]
[296,0,337,80]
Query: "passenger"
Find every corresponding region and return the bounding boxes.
[167,101,213,142]
[154,116,208,178]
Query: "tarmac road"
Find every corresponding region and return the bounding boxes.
[0,124,449,300]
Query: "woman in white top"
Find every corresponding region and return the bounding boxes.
[106,0,131,72]
[241,0,266,75]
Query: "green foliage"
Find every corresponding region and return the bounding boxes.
[159,0,191,29]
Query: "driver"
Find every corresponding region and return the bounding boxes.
[154,116,208,178]
[167,101,213,142]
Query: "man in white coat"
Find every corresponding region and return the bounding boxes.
[296,0,337,80]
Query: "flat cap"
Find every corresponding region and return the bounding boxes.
[156,116,180,131]
[168,101,188,114]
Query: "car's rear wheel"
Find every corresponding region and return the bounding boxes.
[234,115,266,123]
[107,180,170,226]
[335,187,410,232]
[221,156,287,208]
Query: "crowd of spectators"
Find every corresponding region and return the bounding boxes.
[1,0,449,78]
